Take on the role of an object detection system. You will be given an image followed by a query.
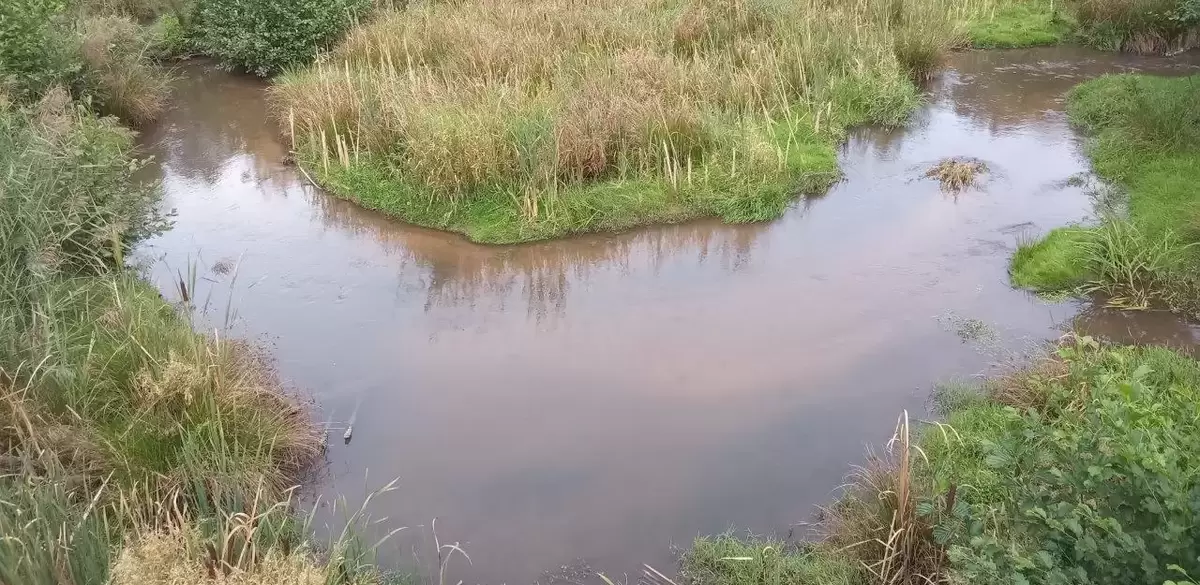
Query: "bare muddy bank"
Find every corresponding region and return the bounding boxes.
[132,47,1199,584]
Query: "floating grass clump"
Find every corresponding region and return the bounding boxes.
[925,157,987,192]
[271,0,1016,243]
[967,0,1074,48]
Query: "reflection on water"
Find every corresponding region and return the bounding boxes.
[133,49,1200,585]
[311,193,768,321]
[1075,304,1200,353]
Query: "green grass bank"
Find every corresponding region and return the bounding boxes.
[681,336,1200,585]
[273,0,1040,244]
[0,73,392,585]
[272,0,1200,244]
[1009,73,1200,312]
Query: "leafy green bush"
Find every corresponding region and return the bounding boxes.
[0,0,82,100]
[940,341,1200,584]
[190,0,373,76]
[147,12,191,59]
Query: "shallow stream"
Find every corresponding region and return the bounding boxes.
[134,47,1200,584]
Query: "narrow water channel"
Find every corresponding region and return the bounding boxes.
[134,47,1200,584]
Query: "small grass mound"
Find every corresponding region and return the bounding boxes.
[1009,226,1093,292]
[80,15,174,125]
[967,0,1074,48]
[925,157,988,192]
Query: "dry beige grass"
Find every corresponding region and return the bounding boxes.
[925,157,988,192]
[822,412,948,585]
[80,16,173,125]
[110,529,329,585]
[272,0,995,234]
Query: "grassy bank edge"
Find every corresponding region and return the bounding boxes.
[966,0,1074,48]
[0,75,397,585]
[298,141,842,245]
[1008,73,1200,313]
[679,336,1200,585]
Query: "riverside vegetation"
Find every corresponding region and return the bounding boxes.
[271,0,948,243]
[681,336,1200,585]
[268,0,1200,244]
[0,4,401,583]
[0,89,401,585]
[7,0,1200,584]
[271,0,1085,243]
[1009,73,1200,313]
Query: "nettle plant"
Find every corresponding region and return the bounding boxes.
[942,340,1200,585]
[190,0,373,76]
[0,0,82,100]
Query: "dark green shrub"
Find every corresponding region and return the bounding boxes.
[943,342,1200,584]
[190,0,373,76]
[0,0,82,100]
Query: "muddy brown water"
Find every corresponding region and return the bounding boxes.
[134,47,1200,584]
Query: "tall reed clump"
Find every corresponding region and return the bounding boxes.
[0,0,174,124]
[272,0,997,243]
[80,15,174,125]
[1009,74,1200,313]
[680,411,958,585]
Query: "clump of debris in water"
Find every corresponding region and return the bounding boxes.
[925,157,988,193]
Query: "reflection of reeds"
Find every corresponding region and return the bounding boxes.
[308,191,769,319]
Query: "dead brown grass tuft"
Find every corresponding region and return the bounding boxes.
[80,16,173,125]
[110,528,329,585]
[925,157,987,192]
[822,412,949,585]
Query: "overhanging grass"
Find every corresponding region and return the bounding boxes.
[1008,74,1200,311]
[966,0,1073,48]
